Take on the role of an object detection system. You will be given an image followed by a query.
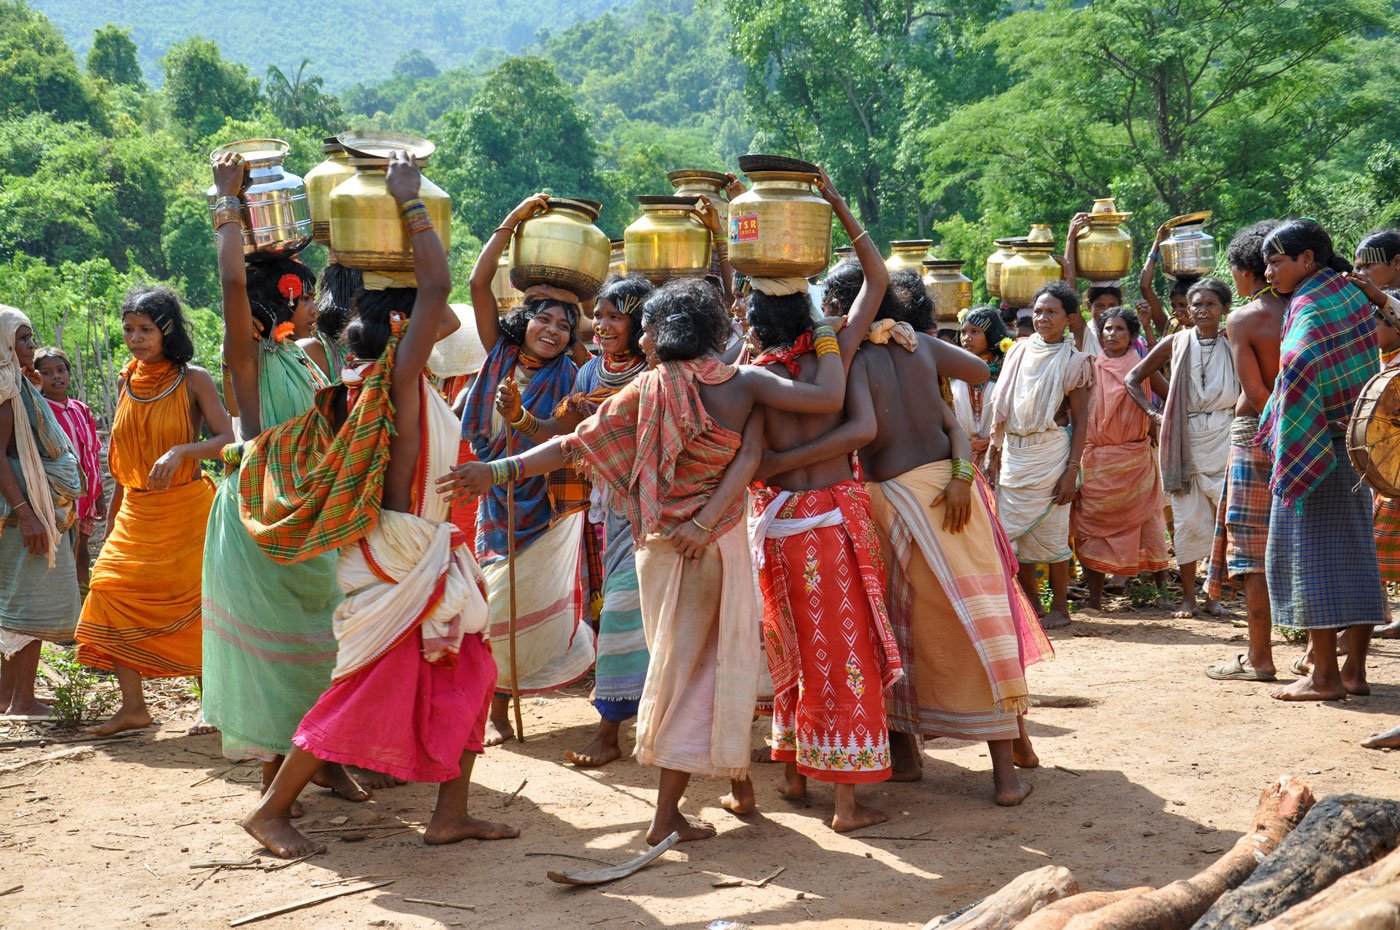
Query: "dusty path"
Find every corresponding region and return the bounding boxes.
[3,607,1399,929]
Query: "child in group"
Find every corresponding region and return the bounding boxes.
[34,347,105,591]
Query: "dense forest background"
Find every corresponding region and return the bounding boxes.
[3,0,1399,418]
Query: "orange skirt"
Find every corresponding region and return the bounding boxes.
[77,477,214,677]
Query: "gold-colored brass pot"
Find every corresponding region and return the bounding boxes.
[667,169,729,214]
[1027,223,1054,245]
[493,252,523,316]
[922,260,973,323]
[985,239,1017,297]
[1076,198,1133,283]
[304,138,355,245]
[509,197,611,299]
[1160,210,1215,279]
[609,238,627,277]
[329,169,452,272]
[728,154,831,278]
[1000,243,1061,309]
[623,195,711,283]
[887,239,933,272]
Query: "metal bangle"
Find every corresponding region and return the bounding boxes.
[691,515,715,534]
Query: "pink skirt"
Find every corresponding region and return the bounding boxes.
[293,630,495,783]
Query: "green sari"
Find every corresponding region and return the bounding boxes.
[201,341,341,759]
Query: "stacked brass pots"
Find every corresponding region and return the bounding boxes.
[493,252,523,316]
[1075,197,1133,283]
[728,154,831,278]
[1000,230,1060,309]
[609,239,627,277]
[623,195,711,283]
[668,169,729,215]
[922,260,973,323]
[303,137,355,244]
[1160,210,1215,279]
[206,138,313,256]
[509,197,611,299]
[329,131,451,272]
[985,239,1018,298]
[887,239,933,272]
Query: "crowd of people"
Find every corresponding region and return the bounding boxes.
[1,150,1399,862]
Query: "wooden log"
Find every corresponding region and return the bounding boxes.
[1289,885,1400,930]
[1062,777,1314,930]
[1251,847,1400,930]
[1014,889,1152,930]
[924,865,1079,930]
[1191,794,1400,930]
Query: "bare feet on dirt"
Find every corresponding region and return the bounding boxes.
[778,763,807,801]
[647,810,716,845]
[5,699,52,718]
[1041,609,1071,630]
[1270,674,1346,702]
[484,715,513,747]
[347,766,406,790]
[832,803,888,833]
[83,705,153,737]
[890,732,924,782]
[750,744,779,764]
[242,807,326,859]
[566,726,622,768]
[994,776,1034,807]
[1013,735,1040,769]
[310,764,371,802]
[423,812,520,845]
[187,715,217,736]
[720,777,756,815]
[1362,724,1400,749]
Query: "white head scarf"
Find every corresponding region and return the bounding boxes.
[0,306,61,565]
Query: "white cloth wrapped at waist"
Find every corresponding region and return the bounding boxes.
[331,509,488,682]
[748,489,845,570]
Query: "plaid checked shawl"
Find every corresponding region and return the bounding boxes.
[462,337,581,563]
[1259,268,1376,509]
[559,356,743,539]
[237,346,396,565]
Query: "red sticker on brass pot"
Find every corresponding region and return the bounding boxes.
[731,214,759,243]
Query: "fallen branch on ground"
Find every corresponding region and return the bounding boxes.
[228,880,394,926]
[925,865,1079,929]
[547,832,680,887]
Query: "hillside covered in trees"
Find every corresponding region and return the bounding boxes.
[3,0,1399,418]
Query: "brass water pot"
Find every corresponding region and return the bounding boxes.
[1075,198,1133,283]
[328,131,450,272]
[1160,210,1215,279]
[887,239,933,272]
[304,138,355,245]
[1000,241,1060,309]
[922,260,973,323]
[667,169,729,213]
[493,252,523,316]
[206,138,312,256]
[728,154,831,278]
[1027,223,1054,245]
[624,195,711,283]
[509,198,611,300]
[985,239,1017,297]
[609,238,628,277]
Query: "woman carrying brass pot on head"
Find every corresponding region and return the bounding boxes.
[465,194,597,746]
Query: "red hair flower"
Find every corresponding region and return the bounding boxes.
[278,273,304,304]
[272,322,296,343]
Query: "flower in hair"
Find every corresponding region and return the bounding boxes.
[999,337,1015,353]
[278,273,304,305]
[273,322,296,343]
[390,310,408,336]
[957,308,969,323]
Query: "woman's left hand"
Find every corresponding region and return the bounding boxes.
[436,461,494,503]
[813,164,843,205]
[147,446,188,490]
[1054,467,1079,506]
[694,195,725,237]
[933,478,972,534]
[1346,272,1387,307]
[667,518,710,560]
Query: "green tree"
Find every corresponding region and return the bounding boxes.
[432,57,601,236]
[393,49,440,82]
[0,1,105,126]
[87,24,144,88]
[723,0,1002,240]
[160,37,260,140]
[921,0,1399,270]
[265,59,343,133]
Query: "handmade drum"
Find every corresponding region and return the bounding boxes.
[1348,366,1400,497]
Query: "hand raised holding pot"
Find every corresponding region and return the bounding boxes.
[212,151,245,198]
[384,150,421,205]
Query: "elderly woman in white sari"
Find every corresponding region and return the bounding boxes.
[0,306,82,718]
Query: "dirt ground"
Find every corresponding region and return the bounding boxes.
[4,602,1400,930]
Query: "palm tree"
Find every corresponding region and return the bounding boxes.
[265,60,342,131]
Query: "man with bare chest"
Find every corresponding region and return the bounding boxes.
[1205,220,1285,683]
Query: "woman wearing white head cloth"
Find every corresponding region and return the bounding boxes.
[0,306,82,718]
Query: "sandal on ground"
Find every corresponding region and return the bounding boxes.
[1205,654,1276,682]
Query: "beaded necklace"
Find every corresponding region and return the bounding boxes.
[599,352,646,391]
